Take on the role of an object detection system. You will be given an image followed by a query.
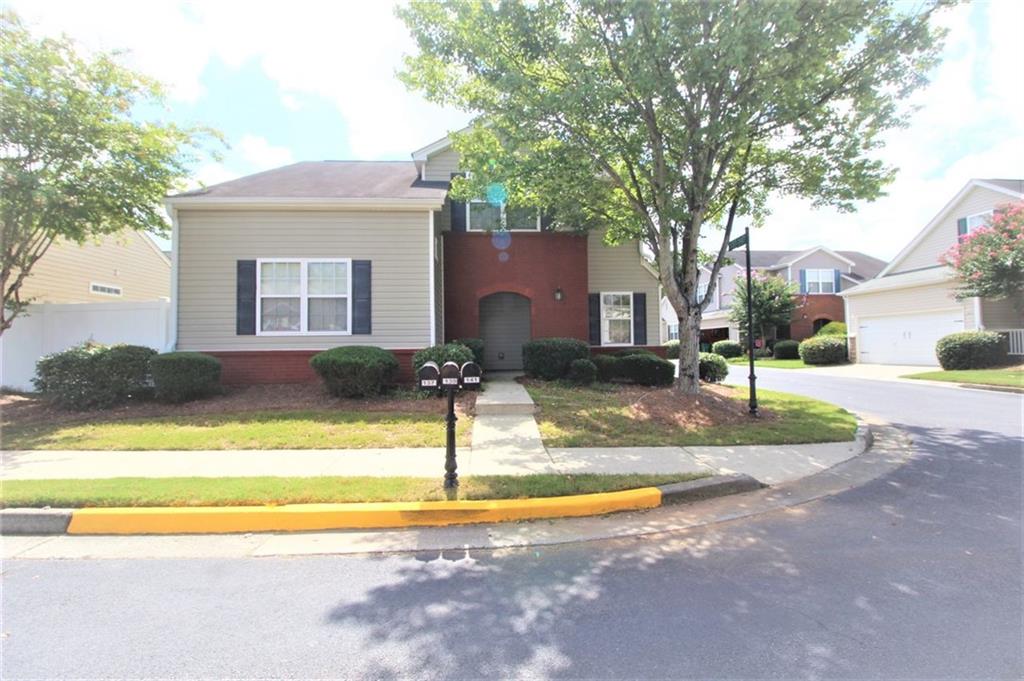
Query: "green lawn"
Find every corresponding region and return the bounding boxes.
[726,357,810,369]
[0,473,706,508]
[901,367,1024,389]
[2,410,472,450]
[525,383,857,448]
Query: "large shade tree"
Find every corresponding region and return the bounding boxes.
[0,12,215,335]
[399,0,951,393]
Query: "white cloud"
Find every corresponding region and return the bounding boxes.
[237,135,295,170]
[280,93,302,112]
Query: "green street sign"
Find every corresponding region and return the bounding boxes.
[728,233,748,250]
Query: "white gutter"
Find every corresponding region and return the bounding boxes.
[428,210,436,346]
[164,201,180,353]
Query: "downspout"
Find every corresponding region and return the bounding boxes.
[428,209,436,346]
[164,201,180,352]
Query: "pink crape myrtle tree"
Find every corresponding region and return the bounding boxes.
[941,201,1024,321]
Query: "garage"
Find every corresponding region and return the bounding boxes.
[857,310,964,366]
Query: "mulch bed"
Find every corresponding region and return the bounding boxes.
[1,383,476,428]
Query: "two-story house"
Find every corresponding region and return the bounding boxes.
[661,247,886,347]
[164,132,662,384]
[841,179,1024,365]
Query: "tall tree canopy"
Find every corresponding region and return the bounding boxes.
[399,0,950,393]
[0,12,215,335]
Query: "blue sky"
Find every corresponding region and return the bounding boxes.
[10,0,1023,258]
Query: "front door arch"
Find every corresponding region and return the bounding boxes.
[479,292,532,371]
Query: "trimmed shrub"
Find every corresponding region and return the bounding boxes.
[753,347,772,359]
[522,338,590,380]
[592,354,620,382]
[151,352,222,403]
[663,340,680,359]
[699,352,729,383]
[454,338,485,365]
[411,343,474,374]
[613,347,656,358]
[773,339,800,360]
[33,342,156,410]
[935,331,1008,370]
[816,321,847,336]
[566,358,597,385]
[618,354,675,386]
[799,336,848,365]
[310,346,400,398]
[711,340,743,358]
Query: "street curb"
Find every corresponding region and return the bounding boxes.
[657,474,764,504]
[0,508,73,535]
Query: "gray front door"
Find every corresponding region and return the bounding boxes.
[479,292,532,371]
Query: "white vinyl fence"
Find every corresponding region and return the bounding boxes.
[0,301,172,391]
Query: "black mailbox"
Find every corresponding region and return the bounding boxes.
[439,361,462,389]
[417,361,440,392]
[460,361,482,389]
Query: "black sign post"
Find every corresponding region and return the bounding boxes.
[729,229,758,416]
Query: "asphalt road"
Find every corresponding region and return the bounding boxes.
[3,371,1022,679]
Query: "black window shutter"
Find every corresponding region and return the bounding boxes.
[236,260,256,335]
[957,217,968,239]
[450,173,466,232]
[352,260,372,334]
[540,210,554,231]
[588,293,601,345]
[632,292,647,345]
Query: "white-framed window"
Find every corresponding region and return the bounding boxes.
[667,323,680,341]
[600,292,633,345]
[256,258,351,335]
[805,269,836,294]
[467,200,541,232]
[90,282,122,297]
[966,210,992,233]
[697,281,709,303]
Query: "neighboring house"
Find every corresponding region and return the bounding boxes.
[19,231,170,303]
[840,179,1024,366]
[661,247,886,346]
[164,133,661,384]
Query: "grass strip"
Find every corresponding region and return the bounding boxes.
[901,368,1023,388]
[2,410,472,451]
[726,358,810,369]
[526,384,857,448]
[0,473,706,508]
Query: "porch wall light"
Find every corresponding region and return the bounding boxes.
[554,287,564,302]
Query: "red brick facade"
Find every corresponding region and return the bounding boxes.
[207,349,419,385]
[443,232,590,342]
[790,294,845,340]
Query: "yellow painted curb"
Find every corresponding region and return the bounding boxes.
[66,487,664,535]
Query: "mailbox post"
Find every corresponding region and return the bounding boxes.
[419,359,482,489]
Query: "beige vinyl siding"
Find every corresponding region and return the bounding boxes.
[587,230,660,344]
[176,209,431,351]
[787,251,852,291]
[981,297,1023,329]
[890,186,1011,275]
[20,231,170,303]
[423,148,461,182]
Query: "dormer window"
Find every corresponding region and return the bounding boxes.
[467,200,540,232]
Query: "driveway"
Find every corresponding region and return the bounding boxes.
[3,370,1021,679]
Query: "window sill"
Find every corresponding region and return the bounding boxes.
[256,331,354,337]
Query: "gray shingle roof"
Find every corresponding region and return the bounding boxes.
[171,161,449,201]
[981,178,1024,194]
[725,248,887,280]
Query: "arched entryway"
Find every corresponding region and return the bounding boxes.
[813,317,833,334]
[479,292,532,371]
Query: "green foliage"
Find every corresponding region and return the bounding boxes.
[617,354,676,387]
[613,347,656,358]
[798,336,848,365]
[663,340,680,359]
[0,12,217,335]
[816,321,848,336]
[151,352,222,403]
[729,273,799,344]
[942,202,1024,317]
[411,343,475,374]
[773,340,801,360]
[592,354,621,382]
[712,340,743,359]
[566,358,598,386]
[934,331,1008,370]
[454,338,485,364]
[33,342,156,410]
[698,352,729,383]
[398,0,947,391]
[522,338,590,380]
[310,346,400,398]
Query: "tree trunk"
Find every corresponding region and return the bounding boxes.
[675,312,701,394]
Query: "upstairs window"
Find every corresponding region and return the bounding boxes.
[257,259,350,335]
[805,269,836,294]
[966,210,992,233]
[467,200,540,231]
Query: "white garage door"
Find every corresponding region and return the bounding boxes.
[858,310,964,366]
